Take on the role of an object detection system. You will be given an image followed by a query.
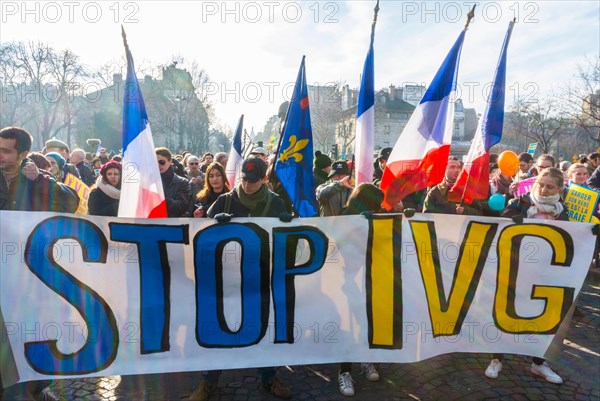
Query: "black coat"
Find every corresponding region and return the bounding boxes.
[76,161,96,187]
[0,160,79,213]
[207,187,286,218]
[88,186,119,216]
[161,166,192,217]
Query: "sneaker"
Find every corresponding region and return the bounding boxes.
[263,377,292,399]
[485,359,503,379]
[338,372,355,397]
[188,381,215,401]
[531,362,563,384]
[360,363,380,382]
[38,386,60,401]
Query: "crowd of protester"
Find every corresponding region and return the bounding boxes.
[1,125,599,400]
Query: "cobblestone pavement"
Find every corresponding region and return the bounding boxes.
[3,271,599,401]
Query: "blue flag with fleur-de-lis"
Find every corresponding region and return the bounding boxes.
[275,56,318,217]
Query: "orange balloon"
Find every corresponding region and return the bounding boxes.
[498,151,519,176]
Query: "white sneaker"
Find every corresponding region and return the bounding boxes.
[531,362,563,384]
[485,359,503,379]
[338,372,355,397]
[360,363,380,382]
[39,386,60,401]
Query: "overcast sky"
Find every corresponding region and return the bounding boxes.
[2,0,599,134]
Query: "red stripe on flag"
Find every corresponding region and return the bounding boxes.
[448,153,491,203]
[381,145,451,210]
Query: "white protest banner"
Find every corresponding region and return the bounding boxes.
[0,212,595,386]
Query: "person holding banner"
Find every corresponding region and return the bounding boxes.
[485,167,569,383]
[88,161,122,216]
[190,156,292,401]
[336,183,383,397]
[0,127,79,401]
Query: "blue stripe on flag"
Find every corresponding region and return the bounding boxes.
[420,31,465,104]
[122,47,149,153]
[482,21,514,150]
[357,45,375,117]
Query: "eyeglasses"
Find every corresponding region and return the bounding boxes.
[158,160,167,166]
[189,162,199,165]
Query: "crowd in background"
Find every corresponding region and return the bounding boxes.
[2,125,600,400]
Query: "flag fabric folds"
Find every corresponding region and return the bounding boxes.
[226,115,245,188]
[275,56,319,217]
[380,31,467,210]
[449,21,514,203]
[354,1,379,187]
[118,29,167,218]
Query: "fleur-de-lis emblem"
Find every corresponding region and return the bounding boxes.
[279,135,309,163]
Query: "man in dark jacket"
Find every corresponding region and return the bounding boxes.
[316,161,353,217]
[1,127,79,213]
[195,156,291,401]
[208,156,287,218]
[423,157,481,215]
[70,148,96,186]
[156,147,192,217]
[1,127,76,401]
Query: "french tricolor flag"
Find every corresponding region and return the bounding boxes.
[226,114,244,188]
[354,1,379,187]
[449,21,514,203]
[381,30,466,210]
[118,28,167,218]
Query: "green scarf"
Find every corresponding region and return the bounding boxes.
[236,183,272,217]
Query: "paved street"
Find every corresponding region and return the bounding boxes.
[3,270,599,401]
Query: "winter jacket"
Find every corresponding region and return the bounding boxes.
[88,181,120,216]
[161,166,192,217]
[0,160,79,213]
[316,180,351,217]
[501,194,569,221]
[207,187,286,218]
[75,161,96,187]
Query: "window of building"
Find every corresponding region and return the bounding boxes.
[384,126,390,135]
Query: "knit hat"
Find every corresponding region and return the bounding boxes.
[314,151,332,170]
[45,152,66,170]
[100,160,122,179]
[45,138,69,151]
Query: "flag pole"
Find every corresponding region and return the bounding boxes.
[457,6,476,205]
[459,17,515,206]
[464,5,476,30]
[371,0,380,44]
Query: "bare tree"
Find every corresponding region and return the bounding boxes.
[508,99,569,153]
[562,57,600,145]
[309,82,343,151]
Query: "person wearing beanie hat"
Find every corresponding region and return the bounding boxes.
[88,161,122,216]
[313,150,333,187]
[45,152,67,182]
